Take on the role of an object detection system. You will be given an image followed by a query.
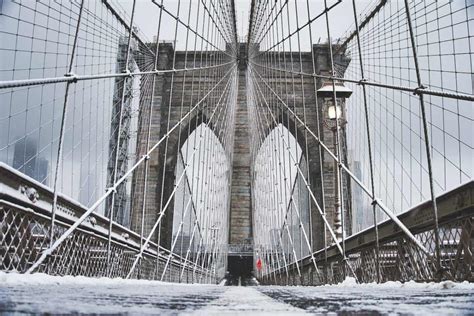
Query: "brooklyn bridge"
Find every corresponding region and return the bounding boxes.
[0,0,473,314]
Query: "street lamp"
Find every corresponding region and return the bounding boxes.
[318,82,352,243]
[208,225,220,283]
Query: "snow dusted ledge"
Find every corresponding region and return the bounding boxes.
[0,271,207,287]
[333,276,474,290]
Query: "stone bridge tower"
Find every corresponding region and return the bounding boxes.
[130,42,352,275]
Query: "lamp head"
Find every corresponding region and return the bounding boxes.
[317,82,353,98]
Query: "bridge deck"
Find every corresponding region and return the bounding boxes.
[1,273,473,314]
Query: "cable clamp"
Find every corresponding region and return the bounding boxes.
[107,187,117,194]
[65,72,78,83]
[122,69,133,78]
[358,78,367,85]
[144,154,150,160]
[413,85,426,95]
[371,198,380,206]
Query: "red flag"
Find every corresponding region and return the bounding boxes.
[256,258,262,270]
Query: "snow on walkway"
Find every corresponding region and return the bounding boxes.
[0,272,221,315]
[260,277,474,315]
[1,272,473,315]
[185,286,306,315]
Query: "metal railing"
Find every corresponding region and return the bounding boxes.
[0,0,237,283]
[0,162,214,282]
[260,180,473,284]
[247,0,473,285]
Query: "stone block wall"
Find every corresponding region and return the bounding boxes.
[129,42,352,256]
[229,68,252,245]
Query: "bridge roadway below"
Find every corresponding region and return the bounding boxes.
[1,272,473,315]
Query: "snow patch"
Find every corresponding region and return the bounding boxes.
[340,276,358,286]
[0,271,206,287]
[331,275,474,290]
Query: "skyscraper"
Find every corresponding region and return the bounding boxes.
[12,138,49,185]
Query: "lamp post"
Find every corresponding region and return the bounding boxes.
[318,82,352,243]
[209,225,219,283]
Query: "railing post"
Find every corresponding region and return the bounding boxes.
[350,0,381,283]
[403,0,443,278]
[106,0,138,277]
[48,0,85,271]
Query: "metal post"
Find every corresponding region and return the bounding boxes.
[49,0,85,257]
[332,126,343,241]
[350,0,381,283]
[106,0,138,277]
[403,0,443,277]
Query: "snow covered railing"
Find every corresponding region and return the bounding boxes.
[262,180,473,285]
[0,163,213,283]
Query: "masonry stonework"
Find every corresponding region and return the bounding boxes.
[130,43,351,254]
[229,61,252,245]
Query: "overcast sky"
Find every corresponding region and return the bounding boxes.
[115,0,375,48]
